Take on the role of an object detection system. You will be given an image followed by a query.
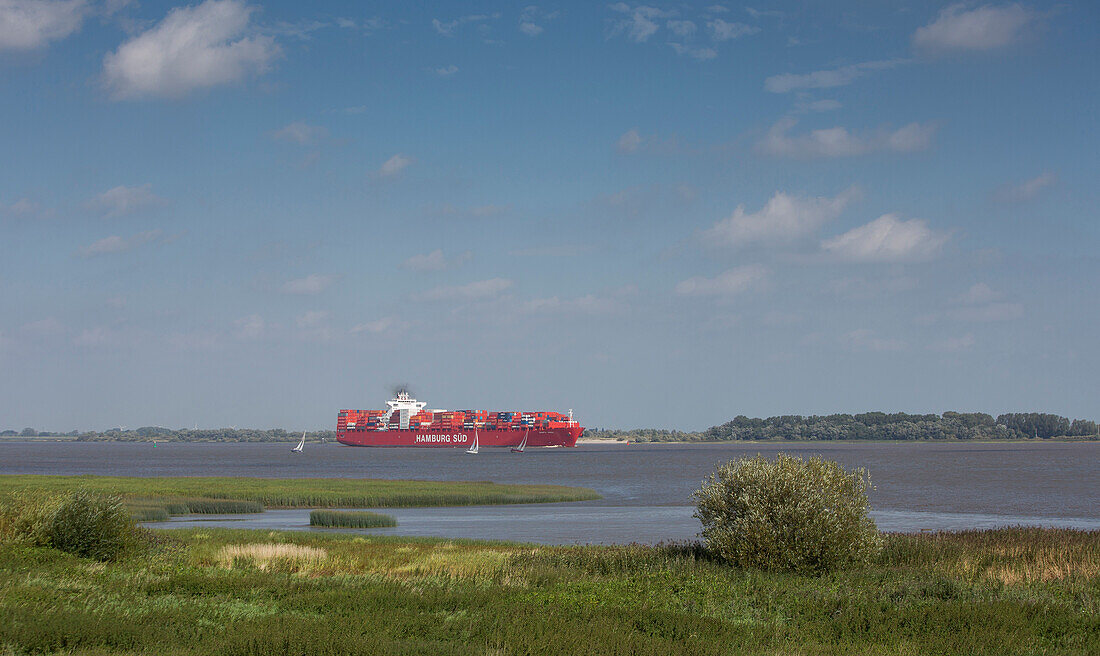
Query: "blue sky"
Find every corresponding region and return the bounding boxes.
[1,1,1097,431]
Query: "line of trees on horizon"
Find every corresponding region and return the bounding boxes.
[585,412,1100,442]
[4,411,1098,442]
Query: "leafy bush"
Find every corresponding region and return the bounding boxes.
[309,510,397,528]
[1,490,141,561]
[693,454,881,574]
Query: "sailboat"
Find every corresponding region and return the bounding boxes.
[511,429,528,453]
[465,428,479,455]
[291,431,305,453]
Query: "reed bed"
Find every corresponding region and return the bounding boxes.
[0,475,600,508]
[123,497,264,522]
[309,509,397,528]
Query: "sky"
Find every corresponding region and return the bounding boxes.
[1,1,1098,432]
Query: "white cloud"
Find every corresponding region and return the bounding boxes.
[417,278,513,301]
[997,172,1056,202]
[704,187,858,247]
[73,326,111,347]
[843,328,906,352]
[431,64,458,77]
[948,302,1023,322]
[519,5,555,36]
[21,317,64,336]
[930,333,976,352]
[295,310,328,329]
[758,118,935,158]
[351,316,407,334]
[432,13,497,36]
[102,0,280,100]
[796,99,842,113]
[85,184,165,217]
[616,128,643,153]
[281,273,337,295]
[521,294,609,314]
[3,197,44,218]
[378,153,413,177]
[764,59,904,93]
[675,264,768,297]
[669,42,716,60]
[271,121,327,145]
[608,4,672,43]
[666,19,695,37]
[822,214,950,262]
[79,229,163,256]
[947,283,1020,321]
[0,0,86,51]
[402,249,472,272]
[707,18,757,41]
[955,282,1001,305]
[232,314,264,339]
[913,3,1032,52]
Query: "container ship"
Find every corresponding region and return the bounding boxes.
[336,390,583,448]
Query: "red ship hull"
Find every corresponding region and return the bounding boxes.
[336,426,581,448]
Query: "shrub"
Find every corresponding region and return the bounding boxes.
[693,454,881,574]
[309,510,397,528]
[1,490,140,561]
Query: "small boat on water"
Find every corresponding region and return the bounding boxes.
[511,430,528,453]
[465,429,479,455]
[291,432,305,453]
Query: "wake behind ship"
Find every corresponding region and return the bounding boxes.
[336,391,583,448]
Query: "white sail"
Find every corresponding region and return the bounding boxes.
[465,429,479,455]
[511,429,528,453]
[291,431,305,453]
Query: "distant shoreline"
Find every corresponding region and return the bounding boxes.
[4,436,1097,445]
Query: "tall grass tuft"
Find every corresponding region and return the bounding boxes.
[310,510,397,528]
[1,490,142,561]
[217,542,327,571]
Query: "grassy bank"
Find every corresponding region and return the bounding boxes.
[0,475,601,509]
[0,527,1096,654]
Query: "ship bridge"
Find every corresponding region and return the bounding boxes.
[384,391,427,429]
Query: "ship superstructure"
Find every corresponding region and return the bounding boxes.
[336,391,582,448]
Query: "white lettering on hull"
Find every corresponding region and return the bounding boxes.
[413,434,470,444]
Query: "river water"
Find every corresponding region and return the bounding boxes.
[3,441,1097,544]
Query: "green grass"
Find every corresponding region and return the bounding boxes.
[0,527,1096,654]
[0,475,601,508]
[309,509,397,528]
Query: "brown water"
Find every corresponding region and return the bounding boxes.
[3,440,1097,543]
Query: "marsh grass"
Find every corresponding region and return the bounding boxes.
[0,475,600,508]
[881,527,1100,585]
[0,526,1096,655]
[124,497,264,522]
[217,543,327,571]
[309,509,397,528]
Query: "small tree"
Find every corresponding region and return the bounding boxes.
[693,454,881,574]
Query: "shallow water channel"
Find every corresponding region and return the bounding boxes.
[5,440,1098,544]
